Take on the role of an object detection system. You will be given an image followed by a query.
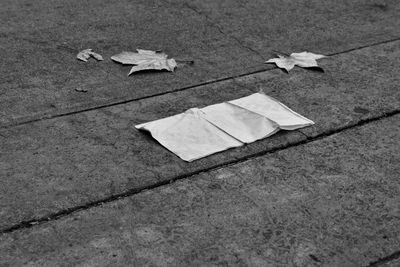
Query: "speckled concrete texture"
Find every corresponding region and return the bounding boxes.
[1,0,400,125]
[0,81,306,230]
[381,257,400,267]
[234,40,400,138]
[187,0,400,55]
[1,41,399,231]
[1,0,400,265]
[0,114,399,266]
[0,0,261,125]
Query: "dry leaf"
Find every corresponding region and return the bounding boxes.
[77,49,103,62]
[266,51,326,72]
[75,87,88,92]
[111,49,177,75]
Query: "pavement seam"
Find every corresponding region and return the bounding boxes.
[297,130,310,139]
[329,37,400,56]
[181,2,265,59]
[367,250,400,266]
[1,109,399,236]
[0,66,271,129]
[2,36,400,129]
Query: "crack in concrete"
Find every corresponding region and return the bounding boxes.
[367,250,400,266]
[297,130,310,139]
[2,36,400,129]
[1,110,399,236]
[182,2,264,59]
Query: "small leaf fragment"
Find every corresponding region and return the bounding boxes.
[266,51,326,72]
[111,49,177,75]
[75,87,88,92]
[77,49,103,62]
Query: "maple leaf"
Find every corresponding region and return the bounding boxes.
[266,51,326,72]
[77,49,103,62]
[111,49,177,75]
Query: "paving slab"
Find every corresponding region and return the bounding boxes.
[0,0,261,126]
[1,114,399,266]
[187,0,400,55]
[1,0,400,126]
[233,40,400,139]
[1,39,399,231]
[0,78,306,231]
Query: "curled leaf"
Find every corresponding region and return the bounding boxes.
[77,49,103,62]
[266,51,326,72]
[75,87,88,93]
[111,49,177,75]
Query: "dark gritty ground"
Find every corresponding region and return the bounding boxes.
[0,0,399,266]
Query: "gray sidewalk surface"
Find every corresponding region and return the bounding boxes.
[1,0,399,266]
[1,114,399,266]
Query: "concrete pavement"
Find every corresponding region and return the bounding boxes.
[1,40,399,232]
[1,0,399,126]
[0,0,399,265]
[1,114,399,266]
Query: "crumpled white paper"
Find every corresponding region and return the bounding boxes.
[136,92,314,161]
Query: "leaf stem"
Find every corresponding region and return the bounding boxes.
[272,50,289,57]
[175,59,194,65]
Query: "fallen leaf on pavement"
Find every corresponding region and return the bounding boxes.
[266,51,326,72]
[75,87,88,92]
[77,49,104,62]
[111,49,177,75]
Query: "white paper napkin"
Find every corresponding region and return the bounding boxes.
[136,92,314,161]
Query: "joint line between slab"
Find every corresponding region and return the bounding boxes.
[367,250,400,266]
[2,36,400,129]
[1,109,399,236]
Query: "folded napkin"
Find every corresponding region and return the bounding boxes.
[136,92,314,161]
